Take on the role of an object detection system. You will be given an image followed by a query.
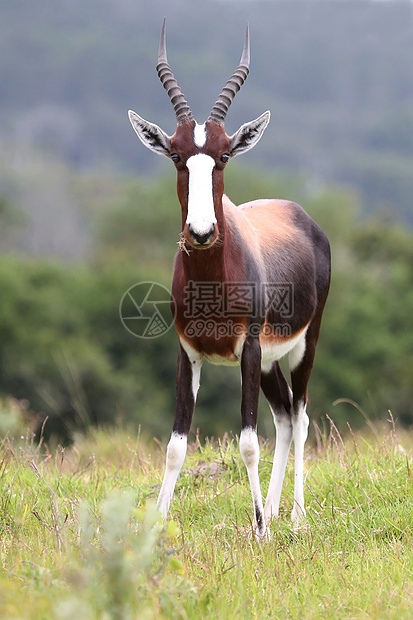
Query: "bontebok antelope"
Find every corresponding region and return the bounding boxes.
[129,20,331,538]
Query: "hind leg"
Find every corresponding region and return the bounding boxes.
[289,310,326,522]
[261,361,293,523]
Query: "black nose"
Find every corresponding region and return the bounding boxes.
[188,223,215,245]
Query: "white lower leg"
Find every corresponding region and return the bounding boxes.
[291,403,309,522]
[239,427,266,538]
[157,432,187,519]
[264,415,293,522]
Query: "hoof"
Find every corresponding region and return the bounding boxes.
[255,524,271,542]
[291,516,310,534]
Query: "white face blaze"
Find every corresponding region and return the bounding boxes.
[186,153,217,238]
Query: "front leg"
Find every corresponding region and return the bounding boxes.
[239,336,266,540]
[157,342,202,519]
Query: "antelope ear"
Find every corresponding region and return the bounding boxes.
[229,111,270,157]
[128,110,171,157]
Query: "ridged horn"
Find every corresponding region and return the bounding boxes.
[156,18,194,125]
[208,24,250,126]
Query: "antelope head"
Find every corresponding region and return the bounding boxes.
[129,19,270,248]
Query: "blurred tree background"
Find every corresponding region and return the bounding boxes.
[0,0,412,441]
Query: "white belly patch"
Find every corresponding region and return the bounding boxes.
[260,326,308,370]
[180,327,308,370]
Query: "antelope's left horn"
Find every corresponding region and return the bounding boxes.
[208,24,250,126]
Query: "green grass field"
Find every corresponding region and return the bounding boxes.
[0,408,412,619]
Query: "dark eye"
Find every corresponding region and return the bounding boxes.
[220,153,230,164]
[171,153,180,163]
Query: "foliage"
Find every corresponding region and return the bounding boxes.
[58,495,195,619]
[301,188,413,429]
[0,195,24,252]
[0,256,178,442]
[0,420,412,618]
[95,174,180,265]
[0,397,32,440]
